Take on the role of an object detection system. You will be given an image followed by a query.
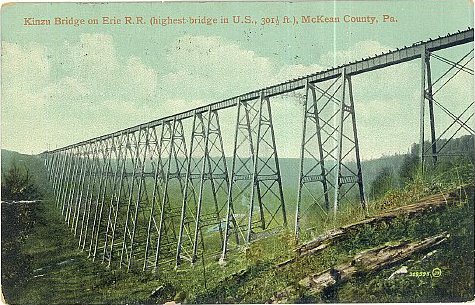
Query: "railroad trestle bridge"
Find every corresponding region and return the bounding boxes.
[44,28,474,272]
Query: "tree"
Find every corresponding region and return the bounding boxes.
[1,161,39,201]
[370,167,396,199]
[398,154,420,186]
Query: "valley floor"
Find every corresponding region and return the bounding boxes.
[2,186,474,304]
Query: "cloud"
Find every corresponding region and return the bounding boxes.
[161,35,275,101]
[320,40,388,67]
[126,57,157,97]
[2,34,471,160]
[161,35,325,102]
[2,34,160,153]
[2,42,50,90]
[2,43,50,154]
[21,33,320,153]
[61,33,158,103]
[66,33,119,78]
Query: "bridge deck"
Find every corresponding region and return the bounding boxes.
[48,28,473,153]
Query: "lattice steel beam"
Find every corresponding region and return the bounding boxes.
[420,47,474,169]
[176,107,230,266]
[47,29,473,153]
[220,92,287,262]
[294,69,366,238]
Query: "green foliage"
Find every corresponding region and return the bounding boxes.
[2,137,474,304]
[411,135,474,163]
[398,153,420,185]
[1,161,40,201]
[371,177,424,212]
[1,158,44,301]
[195,180,474,303]
[1,199,41,301]
[370,159,473,213]
[370,166,397,199]
[2,150,50,195]
[4,182,473,304]
[423,158,475,188]
[336,194,474,303]
[1,153,48,302]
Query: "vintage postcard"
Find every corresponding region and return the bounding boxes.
[1,0,474,304]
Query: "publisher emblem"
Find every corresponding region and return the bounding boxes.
[431,267,442,278]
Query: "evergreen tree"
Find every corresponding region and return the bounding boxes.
[398,154,420,186]
[1,162,39,201]
[370,167,395,199]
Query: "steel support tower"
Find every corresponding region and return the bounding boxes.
[44,28,474,272]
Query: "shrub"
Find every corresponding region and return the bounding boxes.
[370,167,397,199]
[1,161,39,201]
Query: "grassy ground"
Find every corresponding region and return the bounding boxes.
[2,194,275,304]
[3,185,473,304]
[309,188,474,303]
[194,186,474,303]
[1,153,474,304]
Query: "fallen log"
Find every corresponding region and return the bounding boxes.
[270,232,450,303]
[296,229,344,255]
[277,189,465,268]
[298,232,450,296]
[293,187,469,259]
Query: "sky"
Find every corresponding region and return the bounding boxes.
[1,0,473,159]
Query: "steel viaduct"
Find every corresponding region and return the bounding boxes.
[44,28,474,272]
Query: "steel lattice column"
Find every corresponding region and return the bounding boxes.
[295,78,331,239]
[83,139,110,256]
[175,113,202,267]
[119,126,153,270]
[72,143,93,236]
[78,140,102,250]
[58,149,73,212]
[143,121,175,271]
[51,151,64,200]
[295,71,366,238]
[101,132,127,266]
[419,46,474,169]
[221,92,287,262]
[64,147,82,226]
[144,118,190,271]
[88,137,119,261]
[66,146,87,229]
[333,69,366,217]
[175,107,230,266]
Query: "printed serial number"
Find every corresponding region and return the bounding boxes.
[409,271,431,277]
[409,268,442,278]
